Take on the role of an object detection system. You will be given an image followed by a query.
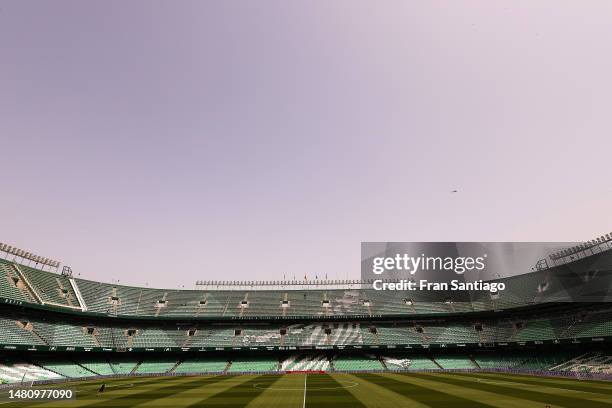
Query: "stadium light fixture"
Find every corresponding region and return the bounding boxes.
[0,243,61,270]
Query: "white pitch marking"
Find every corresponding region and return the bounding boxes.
[252,380,359,391]
[302,373,307,408]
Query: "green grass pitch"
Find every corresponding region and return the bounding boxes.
[1,372,610,407]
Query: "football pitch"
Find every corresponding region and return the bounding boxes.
[1,372,611,407]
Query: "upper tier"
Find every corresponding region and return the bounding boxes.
[1,251,611,320]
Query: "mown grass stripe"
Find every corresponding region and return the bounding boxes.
[183,374,281,408]
[471,372,612,387]
[244,373,305,408]
[138,375,255,407]
[355,373,497,408]
[6,375,243,408]
[468,371,612,390]
[451,372,612,397]
[334,373,430,408]
[412,373,612,408]
[304,374,366,408]
[81,375,228,407]
[13,375,220,408]
[382,371,545,408]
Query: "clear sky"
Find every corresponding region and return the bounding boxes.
[1,1,611,288]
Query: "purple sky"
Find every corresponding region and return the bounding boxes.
[1,1,611,288]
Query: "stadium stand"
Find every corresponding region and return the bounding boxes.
[382,355,440,370]
[136,358,179,374]
[0,240,611,384]
[227,357,278,373]
[434,356,477,369]
[173,358,228,374]
[0,318,45,345]
[550,352,612,374]
[78,359,115,376]
[333,355,384,371]
[108,359,140,375]
[0,361,62,383]
[281,354,330,371]
[0,261,34,303]
[0,306,610,351]
[0,349,611,383]
[513,318,558,341]
[474,353,529,369]
[35,360,92,378]
[16,264,78,308]
[516,352,577,371]
[4,255,611,320]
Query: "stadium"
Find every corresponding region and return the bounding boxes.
[0,237,610,407]
[4,1,612,407]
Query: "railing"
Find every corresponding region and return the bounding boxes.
[195,280,371,291]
